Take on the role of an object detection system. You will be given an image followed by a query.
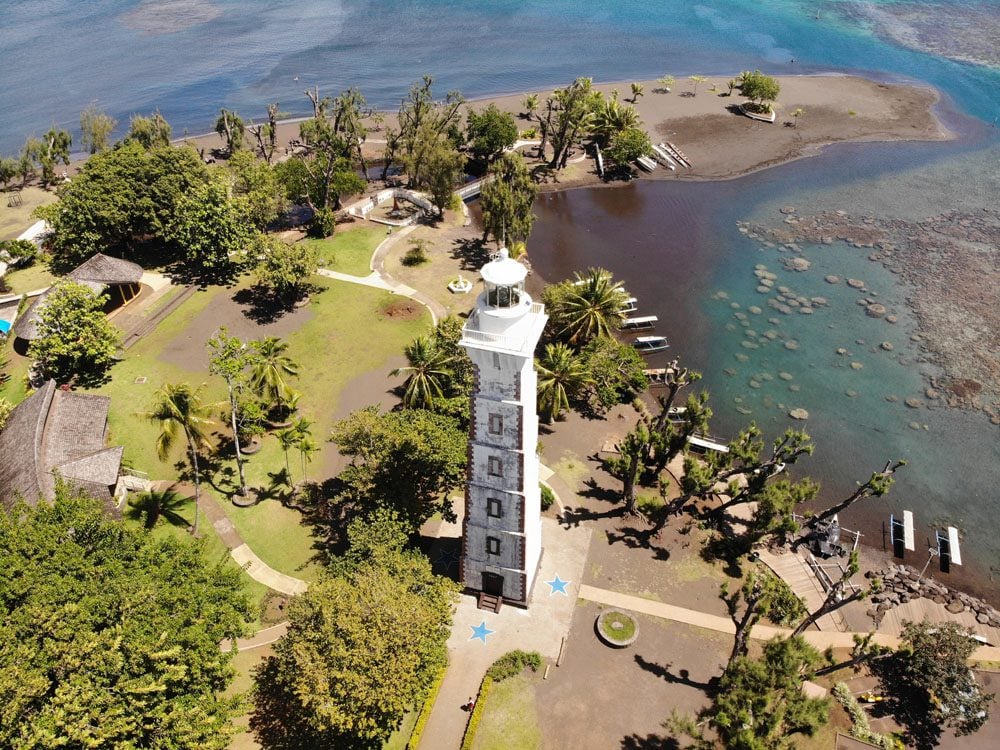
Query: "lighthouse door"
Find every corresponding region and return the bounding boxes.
[482,572,504,597]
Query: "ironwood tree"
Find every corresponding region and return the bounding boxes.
[480,151,536,247]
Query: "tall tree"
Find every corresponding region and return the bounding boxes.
[390,334,455,410]
[290,92,366,213]
[545,267,628,346]
[538,77,601,169]
[227,149,283,229]
[466,103,518,164]
[480,151,536,247]
[0,485,253,750]
[253,235,319,304]
[126,111,172,149]
[26,128,72,185]
[28,280,120,386]
[812,459,905,524]
[535,342,592,422]
[251,528,457,748]
[792,551,868,636]
[143,383,216,537]
[722,569,805,668]
[394,76,465,188]
[421,136,465,214]
[214,108,245,154]
[698,637,828,750]
[80,104,117,154]
[36,141,208,271]
[603,420,652,515]
[330,406,466,531]
[592,96,641,147]
[208,328,260,497]
[331,87,372,178]
[250,336,299,415]
[248,102,281,164]
[166,175,256,270]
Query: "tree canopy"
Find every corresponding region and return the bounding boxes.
[251,515,456,748]
[166,175,256,271]
[466,103,518,163]
[740,71,781,109]
[253,235,318,303]
[0,484,253,749]
[28,279,121,385]
[329,405,467,531]
[480,151,536,247]
[37,141,209,271]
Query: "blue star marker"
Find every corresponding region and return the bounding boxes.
[545,575,570,596]
[470,621,495,643]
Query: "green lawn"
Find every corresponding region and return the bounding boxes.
[0,185,57,241]
[0,343,31,405]
[306,224,386,276]
[2,263,57,294]
[90,274,428,580]
[472,673,543,750]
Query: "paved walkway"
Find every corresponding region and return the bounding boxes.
[417,517,592,750]
[155,481,309,597]
[221,622,289,652]
[578,584,1000,662]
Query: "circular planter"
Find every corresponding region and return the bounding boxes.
[239,436,263,455]
[293,294,311,309]
[595,609,639,648]
[232,491,259,508]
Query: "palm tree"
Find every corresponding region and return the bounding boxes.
[143,383,215,536]
[522,93,539,120]
[390,335,455,409]
[656,75,675,93]
[592,99,641,147]
[126,489,190,530]
[629,82,644,103]
[251,337,299,414]
[689,75,707,96]
[277,426,298,486]
[535,343,592,422]
[551,268,628,346]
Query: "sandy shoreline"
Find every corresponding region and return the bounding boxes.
[173,73,949,190]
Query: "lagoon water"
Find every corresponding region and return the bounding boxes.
[1,1,998,593]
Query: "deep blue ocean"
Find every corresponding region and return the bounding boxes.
[1,1,998,592]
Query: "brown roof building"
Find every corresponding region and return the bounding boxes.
[0,380,124,512]
[11,253,143,341]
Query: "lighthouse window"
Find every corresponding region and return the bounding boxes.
[487,497,503,518]
[488,413,503,435]
[492,352,501,369]
[488,456,503,477]
[486,536,501,556]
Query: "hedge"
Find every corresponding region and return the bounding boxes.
[832,682,900,750]
[459,676,493,750]
[406,666,448,750]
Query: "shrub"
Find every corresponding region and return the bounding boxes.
[448,191,463,213]
[832,682,900,750]
[402,239,429,266]
[0,239,39,267]
[507,240,527,259]
[486,650,542,682]
[308,207,336,238]
[406,666,447,750]
[540,484,555,511]
[520,127,538,139]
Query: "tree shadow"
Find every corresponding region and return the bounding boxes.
[606,521,671,561]
[578,476,624,506]
[531,163,560,184]
[559,504,624,529]
[620,734,681,750]
[126,489,191,530]
[634,654,716,694]
[449,237,491,271]
[165,258,242,290]
[232,285,293,324]
[869,654,944,750]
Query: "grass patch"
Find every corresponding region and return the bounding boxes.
[1,264,57,294]
[90,275,427,579]
[306,225,385,276]
[636,491,664,515]
[0,345,31,405]
[598,610,637,641]
[0,185,57,241]
[471,673,542,750]
[384,710,418,750]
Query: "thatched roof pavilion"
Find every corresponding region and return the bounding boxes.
[11,253,143,341]
[0,380,124,512]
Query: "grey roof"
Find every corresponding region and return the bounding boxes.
[0,380,122,512]
[11,253,143,341]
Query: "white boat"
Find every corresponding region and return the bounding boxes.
[636,155,657,172]
[620,297,638,313]
[622,315,658,330]
[686,433,730,454]
[650,144,678,170]
[632,336,670,353]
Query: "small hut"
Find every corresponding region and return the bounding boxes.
[11,253,143,344]
[0,380,125,513]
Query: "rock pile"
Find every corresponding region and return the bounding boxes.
[864,563,1000,628]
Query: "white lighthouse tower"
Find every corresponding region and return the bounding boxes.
[459,249,547,608]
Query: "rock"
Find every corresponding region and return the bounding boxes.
[730,302,741,309]
[736,406,752,415]
[779,372,794,381]
[789,408,809,420]
[846,390,858,398]
[789,384,801,392]
[856,339,866,345]
[756,285,771,293]
[769,317,780,325]
[723,367,737,376]
[909,421,922,430]
[734,312,747,320]
[799,307,814,315]
[885,394,898,402]
[886,315,898,324]
[754,263,767,270]
[779,206,796,214]
[866,303,887,318]
[946,600,965,614]
[749,380,761,389]
[784,340,799,350]
[748,305,762,315]
[850,361,864,370]
[836,347,849,356]
[880,341,894,351]
[977,612,991,624]
[825,275,841,284]
[847,278,866,289]
[811,296,828,306]
[925,388,940,399]
[932,595,947,605]
[778,305,793,315]
[784,257,811,272]
[905,398,923,409]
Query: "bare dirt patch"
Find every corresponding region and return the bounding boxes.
[381,299,421,320]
